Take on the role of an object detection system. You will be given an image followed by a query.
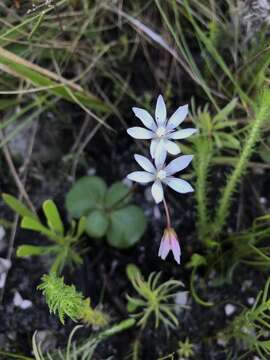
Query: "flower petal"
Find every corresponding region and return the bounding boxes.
[171,236,181,264]
[127,171,154,184]
[151,180,164,203]
[165,140,181,155]
[158,237,164,257]
[165,155,193,176]
[164,177,194,193]
[155,94,167,126]
[158,237,171,260]
[132,107,156,130]
[134,154,155,173]
[127,127,154,139]
[150,139,159,158]
[154,141,167,169]
[169,128,197,139]
[167,104,188,130]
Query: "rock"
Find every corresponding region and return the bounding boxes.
[0,258,11,289]
[153,205,161,220]
[34,330,57,353]
[175,291,189,307]
[260,197,267,204]
[122,178,132,188]
[241,280,252,292]
[0,227,6,252]
[13,291,32,309]
[225,304,236,316]
[247,297,255,305]
[87,167,96,176]
[0,226,5,241]
[0,258,11,273]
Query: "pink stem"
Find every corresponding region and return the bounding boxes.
[163,198,171,229]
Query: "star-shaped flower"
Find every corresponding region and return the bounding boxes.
[127,95,197,160]
[127,152,194,204]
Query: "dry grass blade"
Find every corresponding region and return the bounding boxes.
[0,47,109,113]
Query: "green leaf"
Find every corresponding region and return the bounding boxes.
[0,98,19,111]
[85,210,109,238]
[107,205,146,249]
[76,216,86,238]
[66,176,107,218]
[2,193,37,220]
[17,245,55,257]
[126,264,141,282]
[105,182,131,209]
[213,98,237,124]
[43,200,64,236]
[21,217,52,237]
[218,132,240,150]
[0,47,109,113]
[214,120,238,130]
[126,296,145,312]
[186,253,207,269]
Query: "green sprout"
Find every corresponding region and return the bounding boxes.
[178,338,195,358]
[225,278,270,359]
[126,264,185,329]
[2,194,85,275]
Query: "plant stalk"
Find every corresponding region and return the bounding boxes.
[213,91,270,237]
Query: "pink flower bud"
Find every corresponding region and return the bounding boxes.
[158,228,181,264]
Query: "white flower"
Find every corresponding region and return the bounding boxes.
[127,152,194,204]
[127,95,197,160]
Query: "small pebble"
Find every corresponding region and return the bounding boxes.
[35,330,57,352]
[225,304,236,316]
[0,258,11,289]
[153,206,161,220]
[87,168,96,176]
[0,226,5,241]
[0,227,6,252]
[13,291,32,310]
[0,258,11,273]
[175,291,188,308]
[122,178,132,187]
[144,187,153,202]
[247,297,255,305]
[0,273,7,288]
[217,337,227,347]
[241,280,252,292]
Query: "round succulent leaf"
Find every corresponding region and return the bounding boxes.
[66,176,107,218]
[85,210,109,238]
[107,205,146,249]
[105,182,131,209]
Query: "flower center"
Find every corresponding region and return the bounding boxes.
[156,126,166,138]
[156,169,166,180]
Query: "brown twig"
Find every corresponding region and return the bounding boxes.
[100,264,127,317]
[0,130,36,214]
[0,122,38,303]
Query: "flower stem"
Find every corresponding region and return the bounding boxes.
[190,267,213,307]
[194,137,213,241]
[163,198,171,229]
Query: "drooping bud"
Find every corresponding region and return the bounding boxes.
[158,228,181,264]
